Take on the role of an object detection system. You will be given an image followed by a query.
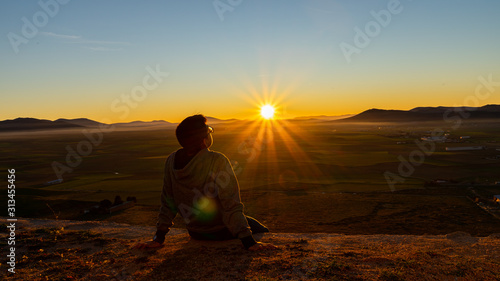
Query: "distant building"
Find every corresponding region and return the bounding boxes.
[445,146,486,152]
[421,136,446,142]
[460,136,471,140]
[494,195,500,204]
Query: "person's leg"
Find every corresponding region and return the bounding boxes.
[188,216,269,241]
[246,216,269,234]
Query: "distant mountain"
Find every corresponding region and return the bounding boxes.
[56,118,104,127]
[342,104,500,122]
[205,116,240,123]
[408,106,474,113]
[0,118,84,131]
[409,104,500,113]
[113,120,173,127]
[293,114,354,121]
[4,105,499,132]
[127,120,170,124]
[0,118,177,132]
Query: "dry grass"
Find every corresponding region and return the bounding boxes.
[1,219,500,280]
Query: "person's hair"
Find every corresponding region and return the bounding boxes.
[175,114,208,148]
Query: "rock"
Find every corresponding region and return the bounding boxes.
[487,233,500,239]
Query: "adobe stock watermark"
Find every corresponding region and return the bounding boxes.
[232,127,275,177]
[213,0,243,22]
[51,64,169,180]
[7,0,71,54]
[6,169,17,274]
[339,0,412,64]
[237,133,271,166]
[384,74,500,191]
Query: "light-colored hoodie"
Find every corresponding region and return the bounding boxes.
[156,148,253,239]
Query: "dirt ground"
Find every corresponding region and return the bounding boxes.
[1,218,499,280]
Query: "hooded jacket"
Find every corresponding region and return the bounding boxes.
[156,148,253,241]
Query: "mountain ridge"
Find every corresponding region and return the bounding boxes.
[2,105,500,131]
[0,117,84,131]
[340,104,500,122]
[0,116,235,132]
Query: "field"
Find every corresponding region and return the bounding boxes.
[2,119,500,236]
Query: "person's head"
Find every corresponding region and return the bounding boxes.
[176,114,213,153]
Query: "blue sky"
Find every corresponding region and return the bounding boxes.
[1,0,500,122]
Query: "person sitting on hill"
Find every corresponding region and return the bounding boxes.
[134,114,277,251]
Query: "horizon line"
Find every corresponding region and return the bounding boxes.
[2,103,499,124]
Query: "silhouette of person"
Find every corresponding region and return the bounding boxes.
[134,114,277,251]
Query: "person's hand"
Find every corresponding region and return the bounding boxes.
[132,240,163,250]
[248,242,278,251]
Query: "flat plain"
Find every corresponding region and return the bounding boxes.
[2,119,500,236]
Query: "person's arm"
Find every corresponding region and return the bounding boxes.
[215,156,257,249]
[132,158,177,250]
[154,157,178,244]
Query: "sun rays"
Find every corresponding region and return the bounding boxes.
[221,93,325,190]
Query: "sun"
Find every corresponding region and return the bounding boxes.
[260,104,275,120]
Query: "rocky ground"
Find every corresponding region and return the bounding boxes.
[1,218,500,280]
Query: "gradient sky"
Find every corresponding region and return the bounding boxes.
[1,0,500,122]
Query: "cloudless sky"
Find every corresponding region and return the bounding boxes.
[1,0,499,122]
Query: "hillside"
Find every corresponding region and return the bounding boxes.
[2,218,499,280]
[55,118,104,127]
[0,118,84,131]
[0,116,237,132]
[342,104,500,122]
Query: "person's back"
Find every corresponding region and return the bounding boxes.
[134,114,277,251]
[161,148,251,238]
